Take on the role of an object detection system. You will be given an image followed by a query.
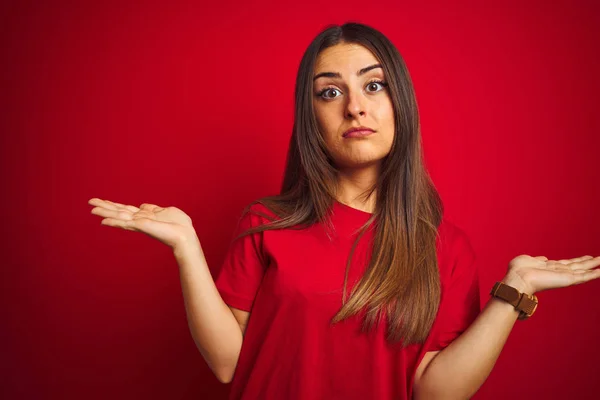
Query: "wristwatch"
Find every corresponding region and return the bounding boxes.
[490,281,538,320]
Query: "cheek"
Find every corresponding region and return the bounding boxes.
[378,101,395,140]
[314,107,340,140]
[375,101,395,146]
[313,105,322,123]
[313,107,329,132]
[373,99,395,141]
[376,99,394,123]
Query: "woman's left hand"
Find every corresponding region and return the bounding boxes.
[502,255,600,294]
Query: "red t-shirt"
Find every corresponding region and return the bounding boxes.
[215,200,480,400]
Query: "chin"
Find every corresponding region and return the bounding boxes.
[335,157,383,169]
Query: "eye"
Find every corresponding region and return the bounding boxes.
[317,87,341,100]
[366,79,388,93]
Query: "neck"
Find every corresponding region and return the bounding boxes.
[334,163,380,213]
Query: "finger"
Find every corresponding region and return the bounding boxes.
[534,256,549,261]
[89,198,118,210]
[546,256,599,272]
[554,257,591,265]
[568,256,600,271]
[88,198,141,213]
[570,268,600,285]
[100,217,138,231]
[139,203,163,211]
[110,201,140,213]
[564,255,594,264]
[552,256,595,268]
[88,198,122,212]
[104,200,140,213]
[92,207,134,221]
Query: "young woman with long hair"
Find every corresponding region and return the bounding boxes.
[89,22,600,399]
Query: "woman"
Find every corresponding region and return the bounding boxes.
[88,22,600,399]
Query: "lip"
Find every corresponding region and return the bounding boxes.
[343,126,375,138]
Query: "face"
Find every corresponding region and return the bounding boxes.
[312,42,395,170]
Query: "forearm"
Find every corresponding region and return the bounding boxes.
[414,276,526,399]
[174,240,243,383]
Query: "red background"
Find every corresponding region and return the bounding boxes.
[2,1,599,399]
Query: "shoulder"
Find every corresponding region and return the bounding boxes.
[246,201,278,216]
[244,200,281,220]
[235,200,281,230]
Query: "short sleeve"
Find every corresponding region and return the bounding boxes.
[214,206,269,312]
[426,228,481,351]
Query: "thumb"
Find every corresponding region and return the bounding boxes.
[139,203,162,211]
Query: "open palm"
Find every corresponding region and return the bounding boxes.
[88,198,197,250]
[505,254,600,294]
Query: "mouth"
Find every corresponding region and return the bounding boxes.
[343,129,375,138]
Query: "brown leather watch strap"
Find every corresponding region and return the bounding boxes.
[515,292,538,320]
[490,282,538,320]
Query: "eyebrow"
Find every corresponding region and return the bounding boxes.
[313,63,382,81]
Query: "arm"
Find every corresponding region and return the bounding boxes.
[413,254,600,399]
[412,274,522,399]
[174,238,246,384]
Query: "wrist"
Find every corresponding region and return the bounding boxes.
[491,279,539,320]
[501,273,534,295]
[173,234,202,260]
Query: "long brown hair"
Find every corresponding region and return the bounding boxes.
[234,22,443,347]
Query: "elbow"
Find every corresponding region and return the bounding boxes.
[214,365,235,384]
[216,374,232,384]
[200,347,240,384]
[412,383,435,400]
[413,363,478,399]
[413,383,475,400]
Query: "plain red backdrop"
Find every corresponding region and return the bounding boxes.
[2,0,599,399]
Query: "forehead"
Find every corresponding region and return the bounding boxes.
[314,43,379,73]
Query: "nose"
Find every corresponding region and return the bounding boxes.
[345,89,366,119]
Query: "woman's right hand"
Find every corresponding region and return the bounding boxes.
[88,198,199,251]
